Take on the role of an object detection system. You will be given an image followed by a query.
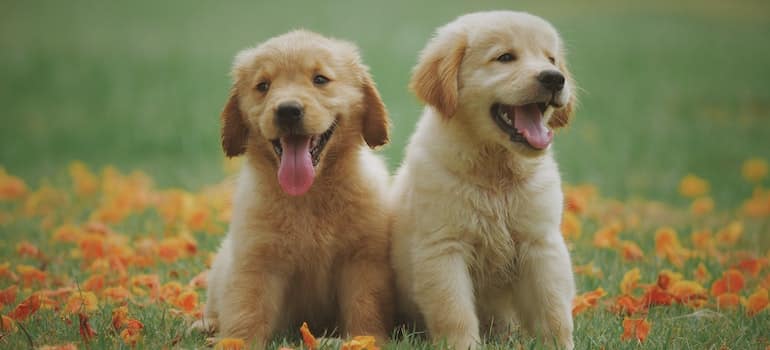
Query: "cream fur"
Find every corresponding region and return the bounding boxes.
[391,11,576,350]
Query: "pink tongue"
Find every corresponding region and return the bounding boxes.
[277,136,315,196]
[514,104,553,150]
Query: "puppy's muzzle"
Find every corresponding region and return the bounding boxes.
[275,101,304,132]
[537,70,565,92]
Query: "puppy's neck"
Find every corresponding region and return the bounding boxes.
[417,108,551,190]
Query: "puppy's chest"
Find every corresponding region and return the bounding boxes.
[461,188,539,283]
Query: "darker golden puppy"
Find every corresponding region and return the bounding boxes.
[193,30,393,348]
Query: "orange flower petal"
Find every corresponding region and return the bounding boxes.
[16,241,41,259]
[9,293,41,321]
[715,221,743,245]
[735,257,768,277]
[669,280,707,304]
[112,306,129,331]
[119,318,144,346]
[745,288,769,316]
[654,227,689,267]
[0,169,28,201]
[694,263,711,284]
[78,234,106,260]
[1,314,16,332]
[610,295,644,316]
[620,268,641,295]
[574,263,603,279]
[678,174,709,198]
[52,224,82,243]
[593,223,622,248]
[78,313,97,342]
[83,274,105,292]
[130,274,160,299]
[711,269,745,296]
[69,161,99,197]
[654,227,677,256]
[690,230,713,251]
[657,269,683,290]
[103,286,132,303]
[0,262,18,282]
[716,293,741,309]
[620,240,644,261]
[572,287,606,316]
[561,211,582,239]
[621,318,651,343]
[690,196,714,216]
[564,185,597,214]
[742,157,769,183]
[0,285,17,305]
[173,290,199,313]
[641,285,673,307]
[16,264,47,287]
[300,322,317,350]
[63,291,99,315]
[160,281,184,303]
[341,336,380,350]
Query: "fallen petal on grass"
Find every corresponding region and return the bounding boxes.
[621,318,651,343]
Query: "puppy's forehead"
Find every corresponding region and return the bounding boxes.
[234,31,359,76]
[459,11,562,51]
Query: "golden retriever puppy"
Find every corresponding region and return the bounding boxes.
[390,11,576,349]
[194,30,393,348]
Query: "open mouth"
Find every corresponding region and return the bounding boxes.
[490,103,553,150]
[271,122,336,167]
[270,122,337,196]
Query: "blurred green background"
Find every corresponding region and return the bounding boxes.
[2,0,769,205]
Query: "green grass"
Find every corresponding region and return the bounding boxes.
[1,0,770,349]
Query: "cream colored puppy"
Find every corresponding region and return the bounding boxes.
[391,11,576,349]
[193,30,394,348]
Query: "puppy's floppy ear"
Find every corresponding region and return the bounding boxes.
[360,70,390,148]
[548,60,577,129]
[409,28,467,118]
[221,87,249,157]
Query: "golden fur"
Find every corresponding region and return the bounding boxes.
[194,30,394,348]
[390,11,577,349]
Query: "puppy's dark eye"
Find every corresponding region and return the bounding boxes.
[256,81,270,92]
[496,53,515,62]
[313,75,330,85]
[548,56,556,64]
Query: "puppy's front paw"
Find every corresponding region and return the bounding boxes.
[188,317,218,336]
[442,334,478,350]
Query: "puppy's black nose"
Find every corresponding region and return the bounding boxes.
[275,101,304,128]
[537,70,565,92]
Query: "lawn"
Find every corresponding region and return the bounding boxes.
[1,0,770,349]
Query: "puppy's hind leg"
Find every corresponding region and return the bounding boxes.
[412,244,479,350]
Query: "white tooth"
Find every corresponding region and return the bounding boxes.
[501,112,508,119]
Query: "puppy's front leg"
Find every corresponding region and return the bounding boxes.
[338,255,394,342]
[513,236,575,350]
[219,268,287,349]
[413,246,479,350]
